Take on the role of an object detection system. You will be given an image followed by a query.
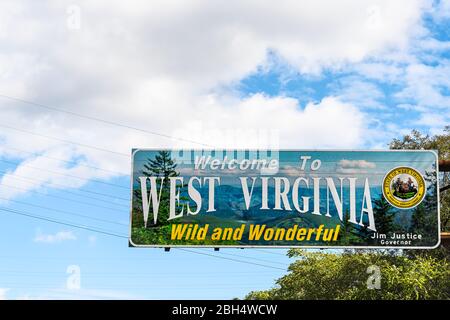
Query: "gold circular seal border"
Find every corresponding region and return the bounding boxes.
[382,166,426,209]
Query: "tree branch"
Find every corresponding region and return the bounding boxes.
[440,184,450,193]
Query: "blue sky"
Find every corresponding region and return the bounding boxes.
[0,0,449,299]
[0,173,291,299]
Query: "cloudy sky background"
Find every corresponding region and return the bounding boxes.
[0,0,449,299]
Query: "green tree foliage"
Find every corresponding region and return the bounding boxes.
[245,128,450,300]
[389,127,450,158]
[131,151,200,245]
[337,212,362,245]
[411,204,427,234]
[142,150,179,187]
[389,127,450,231]
[134,151,180,227]
[245,250,450,300]
[389,128,448,256]
[373,195,396,234]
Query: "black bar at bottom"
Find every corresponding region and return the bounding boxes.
[0,300,446,318]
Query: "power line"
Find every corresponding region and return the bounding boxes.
[3,145,128,176]
[0,171,129,206]
[0,283,268,291]
[0,207,127,239]
[0,252,282,263]
[1,146,290,264]
[0,96,306,270]
[0,156,289,263]
[0,270,275,275]
[218,251,287,266]
[0,206,287,271]
[253,249,288,256]
[0,122,292,264]
[0,183,127,213]
[0,93,213,147]
[0,158,129,190]
[0,168,129,203]
[0,196,127,226]
[0,123,129,157]
[177,248,286,271]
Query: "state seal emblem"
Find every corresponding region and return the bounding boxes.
[382,166,426,209]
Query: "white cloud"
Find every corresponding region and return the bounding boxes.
[353,62,404,83]
[0,90,368,200]
[0,0,438,200]
[0,288,8,300]
[332,77,386,110]
[172,95,366,149]
[34,230,77,243]
[431,0,450,20]
[339,159,377,169]
[336,159,377,174]
[412,112,450,133]
[0,146,125,200]
[0,0,426,103]
[395,62,450,109]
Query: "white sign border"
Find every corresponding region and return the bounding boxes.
[128,149,441,250]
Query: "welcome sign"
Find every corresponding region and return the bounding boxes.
[129,150,440,248]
